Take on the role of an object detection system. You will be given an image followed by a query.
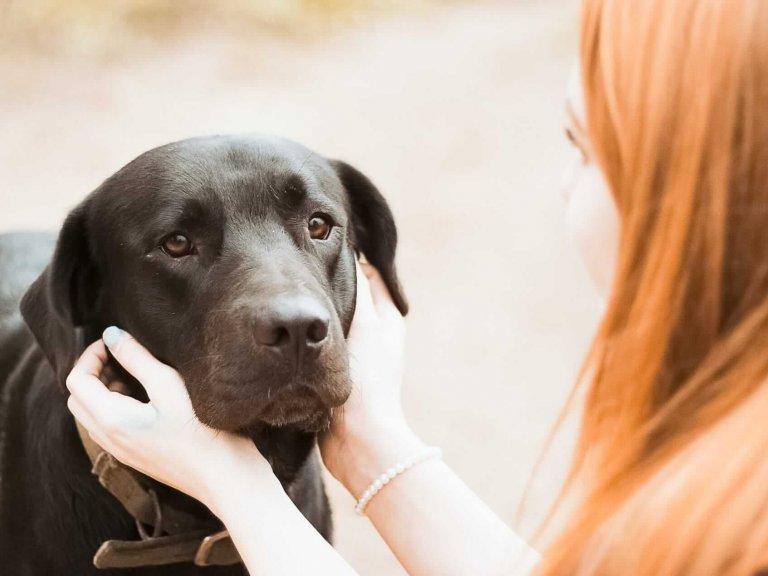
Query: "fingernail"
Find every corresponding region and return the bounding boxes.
[103,326,123,348]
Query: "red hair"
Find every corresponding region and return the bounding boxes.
[537,0,768,573]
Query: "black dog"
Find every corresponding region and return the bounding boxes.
[0,135,407,575]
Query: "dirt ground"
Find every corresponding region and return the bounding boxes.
[0,0,599,573]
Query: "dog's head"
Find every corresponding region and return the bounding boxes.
[21,135,407,433]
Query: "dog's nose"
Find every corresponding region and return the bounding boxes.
[253,297,330,357]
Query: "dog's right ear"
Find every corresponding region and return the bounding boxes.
[20,203,100,390]
[331,160,409,316]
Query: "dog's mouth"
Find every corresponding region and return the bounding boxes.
[256,388,333,431]
[186,360,352,434]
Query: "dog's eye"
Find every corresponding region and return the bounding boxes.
[161,234,194,257]
[308,214,333,241]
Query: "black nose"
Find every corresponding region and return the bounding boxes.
[253,297,330,359]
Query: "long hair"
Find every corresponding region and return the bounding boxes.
[536,1,768,574]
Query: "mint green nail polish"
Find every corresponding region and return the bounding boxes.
[103,326,122,348]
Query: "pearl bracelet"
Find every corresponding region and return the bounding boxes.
[354,447,443,515]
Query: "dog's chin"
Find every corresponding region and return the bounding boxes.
[256,400,332,432]
[196,405,331,435]
[192,379,345,434]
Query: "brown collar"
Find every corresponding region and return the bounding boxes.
[75,420,242,569]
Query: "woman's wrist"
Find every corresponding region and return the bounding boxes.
[325,416,428,498]
[198,437,283,517]
[208,471,289,525]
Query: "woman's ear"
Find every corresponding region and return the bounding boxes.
[20,202,100,390]
[331,160,408,315]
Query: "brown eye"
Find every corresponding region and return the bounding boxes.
[162,234,193,257]
[308,215,332,240]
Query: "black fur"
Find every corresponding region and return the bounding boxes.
[0,135,406,575]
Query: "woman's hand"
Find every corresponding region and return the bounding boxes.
[66,329,278,510]
[338,261,409,429]
[319,262,426,497]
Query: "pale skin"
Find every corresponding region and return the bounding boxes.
[66,69,619,575]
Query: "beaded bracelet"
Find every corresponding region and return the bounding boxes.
[354,447,443,515]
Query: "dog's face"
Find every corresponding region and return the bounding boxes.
[21,136,407,433]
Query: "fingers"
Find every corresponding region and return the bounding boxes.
[69,339,109,380]
[67,328,191,441]
[358,261,401,318]
[67,389,152,464]
[354,261,377,320]
[101,327,182,406]
[68,341,121,409]
[67,347,150,429]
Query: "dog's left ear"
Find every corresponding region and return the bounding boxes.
[331,160,408,315]
[21,202,100,390]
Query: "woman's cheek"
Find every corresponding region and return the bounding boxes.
[560,150,584,201]
[564,163,620,299]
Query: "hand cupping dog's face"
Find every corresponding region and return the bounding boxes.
[66,332,278,508]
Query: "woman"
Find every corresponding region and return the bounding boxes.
[66,0,768,574]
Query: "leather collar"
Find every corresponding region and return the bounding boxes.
[75,420,242,569]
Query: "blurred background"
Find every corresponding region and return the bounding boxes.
[0,0,597,572]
